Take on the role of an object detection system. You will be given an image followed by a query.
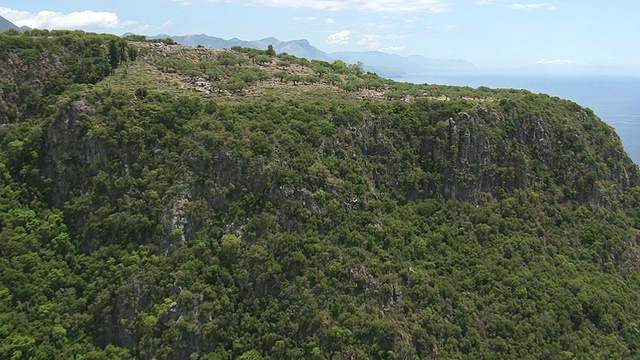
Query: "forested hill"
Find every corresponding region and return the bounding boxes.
[2,30,640,359]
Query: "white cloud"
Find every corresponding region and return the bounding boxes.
[423,24,458,30]
[326,30,351,45]
[509,3,557,10]
[326,17,335,24]
[254,0,449,13]
[361,33,409,41]
[476,0,493,4]
[381,46,406,52]
[356,39,405,52]
[131,18,179,34]
[172,0,193,6]
[357,34,407,50]
[358,38,382,49]
[136,24,151,32]
[537,58,577,66]
[364,22,390,29]
[0,7,129,29]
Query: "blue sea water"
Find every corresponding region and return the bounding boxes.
[399,73,640,164]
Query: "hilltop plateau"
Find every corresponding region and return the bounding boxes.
[147,33,473,78]
[1,30,640,359]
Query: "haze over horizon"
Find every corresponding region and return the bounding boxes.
[1,0,639,75]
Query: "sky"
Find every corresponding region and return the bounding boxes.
[2,0,640,74]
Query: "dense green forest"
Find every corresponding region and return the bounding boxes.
[2,30,640,359]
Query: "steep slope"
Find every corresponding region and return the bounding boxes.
[2,30,640,359]
[0,15,19,32]
[0,29,131,124]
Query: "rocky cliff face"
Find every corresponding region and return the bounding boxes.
[0,50,65,124]
[422,103,639,205]
[39,90,639,260]
[44,100,105,205]
[0,31,119,125]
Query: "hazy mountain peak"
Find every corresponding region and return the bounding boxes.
[294,39,311,46]
[0,15,22,32]
[149,33,334,61]
[259,36,280,43]
[144,33,475,76]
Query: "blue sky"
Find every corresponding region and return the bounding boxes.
[2,0,639,74]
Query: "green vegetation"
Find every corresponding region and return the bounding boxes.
[0,29,136,124]
[1,30,640,359]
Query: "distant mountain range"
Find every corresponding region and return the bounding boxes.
[1,16,474,77]
[1,18,475,76]
[147,34,334,62]
[146,33,474,78]
[0,15,30,32]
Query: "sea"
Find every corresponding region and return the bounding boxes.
[398,73,640,165]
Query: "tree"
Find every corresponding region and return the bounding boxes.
[109,39,120,71]
[123,34,147,41]
[206,66,226,81]
[311,63,331,77]
[238,350,263,360]
[274,71,288,82]
[331,59,349,73]
[324,74,342,86]
[350,61,365,76]
[277,61,290,70]
[127,45,138,62]
[225,77,247,93]
[217,52,240,67]
[286,74,302,85]
[266,44,276,56]
[303,75,320,84]
[255,55,271,66]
